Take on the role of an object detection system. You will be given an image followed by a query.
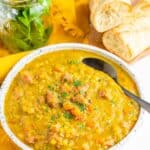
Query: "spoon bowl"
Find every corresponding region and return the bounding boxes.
[83,58,118,81]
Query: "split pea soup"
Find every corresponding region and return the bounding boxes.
[5,50,139,150]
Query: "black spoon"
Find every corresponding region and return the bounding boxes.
[83,58,150,113]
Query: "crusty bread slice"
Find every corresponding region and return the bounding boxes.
[103,14,150,61]
[133,0,150,15]
[90,0,132,12]
[90,0,132,32]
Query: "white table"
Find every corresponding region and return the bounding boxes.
[122,55,150,150]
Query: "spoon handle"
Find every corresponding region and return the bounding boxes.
[120,85,150,113]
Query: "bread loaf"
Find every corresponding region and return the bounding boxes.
[102,1,150,61]
[90,0,132,32]
[133,0,150,15]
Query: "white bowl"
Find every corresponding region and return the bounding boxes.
[0,43,145,150]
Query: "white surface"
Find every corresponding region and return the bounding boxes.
[123,55,150,150]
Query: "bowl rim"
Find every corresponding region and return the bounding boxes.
[0,43,145,150]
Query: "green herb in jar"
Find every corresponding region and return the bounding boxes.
[0,0,52,52]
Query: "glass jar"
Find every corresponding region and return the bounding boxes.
[0,0,52,52]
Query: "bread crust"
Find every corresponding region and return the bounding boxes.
[103,13,150,61]
[90,0,132,32]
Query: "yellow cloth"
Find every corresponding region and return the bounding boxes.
[0,49,9,57]
[0,52,29,83]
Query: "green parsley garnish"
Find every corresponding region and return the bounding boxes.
[64,111,74,120]
[78,123,86,129]
[75,102,86,112]
[61,92,68,98]
[130,100,135,105]
[48,85,54,91]
[51,114,57,121]
[44,106,49,113]
[110,99,116,105]
[47,124,51,129]
[73,80,82,87]
[68,60,79,65]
